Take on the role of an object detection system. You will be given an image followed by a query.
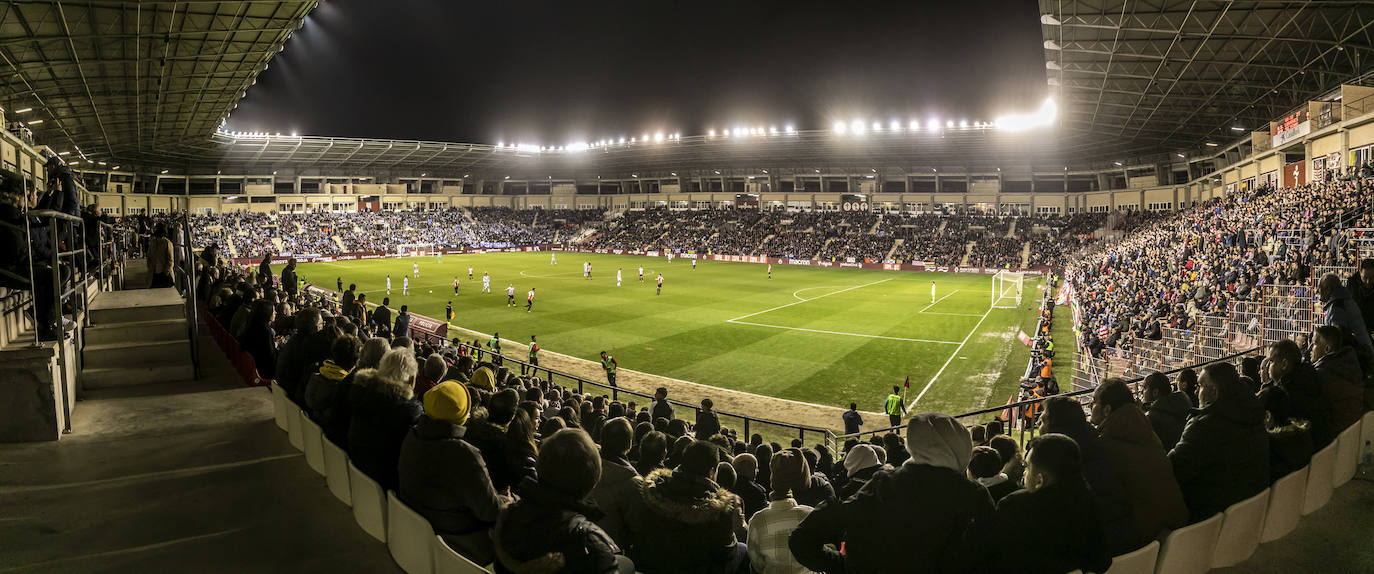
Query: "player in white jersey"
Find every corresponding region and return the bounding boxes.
[667,252,673,263]
[403,276,409,295]
[638,266,644,282]
[468,266,474,280]
[482,272,491,293]
[551,252,557,265]
[692,258,696,270]
[386,275,392,294]
[616,268,622,287]
[931,280,936,303]
[767,264,772,280]
[506,284,516,307]
[413,262,419,278]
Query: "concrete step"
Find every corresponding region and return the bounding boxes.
[83,363,195,389]
[84,339,191,370]
[85,318,188,346]
[89,288,184,324]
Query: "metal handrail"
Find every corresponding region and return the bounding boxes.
[452,342,837,448]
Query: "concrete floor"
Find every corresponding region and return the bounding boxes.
[0,333,399,574]
[0,330,1370,573]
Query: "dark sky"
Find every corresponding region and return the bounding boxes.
[228,0,1047,145]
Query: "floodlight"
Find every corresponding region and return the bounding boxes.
[928,119,939,130]
[14,108,32,113]
[724,129,731,136]
[872,122,882,131]
[654,132,664,142]
[833,121,846,134]
[785,125,795,133]
[709,129,716,137]
[851,119,865,134]
[959,120,968,128]
[946,120,954,128]
[890,120,901,131]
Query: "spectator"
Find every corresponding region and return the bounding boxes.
[789,413,994,574]
[416,354,447,398]
[842,402,863,435]
[988,434,1025,487]
[588,417,642,549]
[399,381,508,565]
[324,336,388,447]
[1310,326,1366,437]
[987,434,1112,574]
[346,348,422,491]
[1267,339,1336,447]
[730,453,769,520]
[237,299,278,378]
[1177,369,1200,408]
[1347,259,1374,342]
[493,428,630,574]
[793,449,836,509]
[147,224,175,288]
[468,388,522,492]
[631,440,749,574]
[503,407,539,491]
[746,448,814,574]
[395,304,411,338]
[635,430,668,476]
[1168,362,1269,523]
[696,398,721,439]
[276,308,322,403]
[837,443,882,500]
[968,445,1017,503]
[1041,395,1138,555]
[1258,386,1315,482]
[651,387,674,423]
[304,334,360,424]
[1319,272,1374,356]
[1142,372,1192,451]
[1091,378,1189,544]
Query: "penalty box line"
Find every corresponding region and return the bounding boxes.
[909,305,996,411]
[727,278,894,322]
[726,277,961,345]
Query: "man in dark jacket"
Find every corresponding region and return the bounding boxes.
[394,305,412,338]
[588,417,642,549]
[371,297,393,338]
[988,434,1113,574]
[1258,386,1315,482]
[1347,259,1374,338]
[494,429,628,574]
[465,388,521,492]
[1319,273,1374,356]
[1091,378,1189,544]
[1142,371,1191,451]
[275,308,322,401]
[728,453,769,520]
[258,253,272,282]
[1311,326,1367,437]
[651,387,674,423]
[1041,395,1139,556]
[281,257,298,297]
[1169,362,1269,523]
[789,413,995,574]
[1267,339,1336,447]
[399,381,509,565]
[630,440,749,574]
[695,398,721,439]
[837,443,882,501]
[842,402,863,435]
[304,335,360,424]
[347,350,422,492]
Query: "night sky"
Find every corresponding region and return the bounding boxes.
[228,0,1047,145]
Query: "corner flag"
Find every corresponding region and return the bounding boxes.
[902,375,910,403]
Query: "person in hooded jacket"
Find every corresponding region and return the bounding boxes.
[346,348,423,491]
[1258,386,1314,482]
[987,434,1113,574]
[1266,339,1336,448]
[1168,362,1269,523]
[399,380,510,566]
[1319,273,1374,356]
[1091,378,1190,545]
[629,440,750,574]
[1310,326,1367,436]
[588,417,643,549]
[788,413,995,574]
[494,428,632,574]
[1040,395,1139,556]
[1142,372,1192,451]
[324,337,389,447]
[305,335,360,422]
[837,443,883,501]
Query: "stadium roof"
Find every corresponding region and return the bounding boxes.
[1042,0,1374,161]
[0,1,315,165]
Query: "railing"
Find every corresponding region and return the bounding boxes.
[181,212,201,378]
[453,342,838,450]
[1342,91,1374,122]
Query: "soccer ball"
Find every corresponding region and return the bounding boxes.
[428,290,432,293]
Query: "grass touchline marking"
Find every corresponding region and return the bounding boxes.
[919,311,985,317]
[727,319,963,344]
[909,305,996,411]
[728,278,894,322]
[918,289,960,313]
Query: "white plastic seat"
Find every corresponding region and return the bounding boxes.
[1332,423,1361,488]
[1104,540,1159,574]
[1260,467,1306,542]
[388,491,435,574]
[1301,442,1337,515]
[1362,411,1374,459]
[286,402,304,451]
[349,461,388,542]
[300,415,326,476]
[1211,488,1269,567]
[1154,513,1223,574]
[270,382,289,430]
[322,437,351,506]
[432,535,491,574]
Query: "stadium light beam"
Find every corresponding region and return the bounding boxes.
[850,119,865,135]
[832,121,846,135]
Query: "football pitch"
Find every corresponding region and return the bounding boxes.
[280,252,1048,417]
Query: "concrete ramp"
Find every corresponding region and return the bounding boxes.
[83,288,193,388]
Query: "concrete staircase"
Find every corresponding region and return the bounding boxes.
[867,215,883,235]
[332,236,348,252]
[937,220,948,234]
[815,237,836,260]
[959,241,976,266]
[122,258,151,289]
[270,238,285,253]
[1020,243,1032,268]
[884,238,904,261]
[82,288,193,388]
[1006,218,1018,238]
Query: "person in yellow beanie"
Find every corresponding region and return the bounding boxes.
[469,365,496,392]
[398,381,510,565]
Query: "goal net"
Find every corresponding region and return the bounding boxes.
[991,270,1024,309]
[396,243,435,257]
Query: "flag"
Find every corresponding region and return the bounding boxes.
[903,375,910,389]
[1017,330,1033,347]
[1096,325,1109,339]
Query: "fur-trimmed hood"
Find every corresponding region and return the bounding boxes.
[350,368,414,401]
[640,468,739,525]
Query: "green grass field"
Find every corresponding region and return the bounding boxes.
[281,252,1049,417]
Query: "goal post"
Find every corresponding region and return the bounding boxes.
[992,270,1024,309]
[396,243,435,257]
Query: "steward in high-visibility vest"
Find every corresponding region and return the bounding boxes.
[884,385,906,427]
